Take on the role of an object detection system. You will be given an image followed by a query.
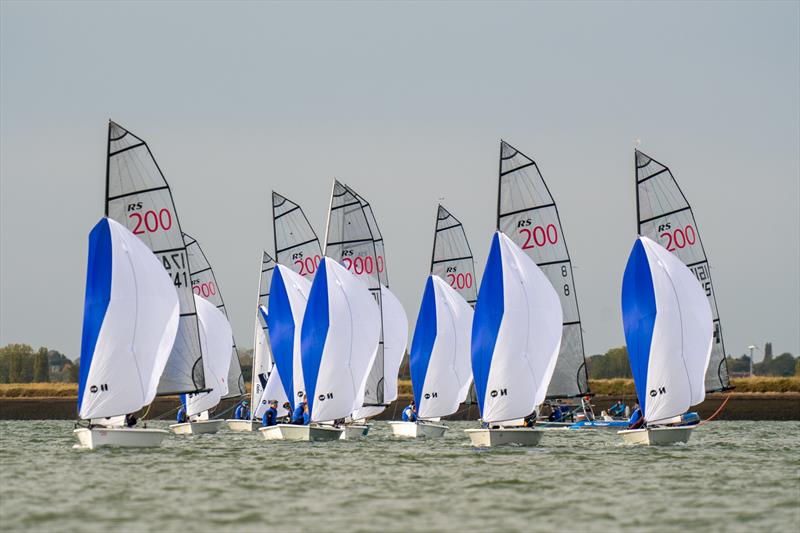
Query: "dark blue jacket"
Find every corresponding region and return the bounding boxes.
[262,407,278,427]
[292,405,306,424]
[402,405,417,422]
[609,402,626,417]
[628,407,643,428]
[234,403,250,420]
[176,406,187,423]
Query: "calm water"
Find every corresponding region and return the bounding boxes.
[0,420,798,532]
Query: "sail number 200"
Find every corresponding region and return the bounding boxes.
[129,208,173,235]
[518,224,558,250]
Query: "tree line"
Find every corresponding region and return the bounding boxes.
[0,344,79,383]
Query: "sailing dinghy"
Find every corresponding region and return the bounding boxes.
[74,218,178,449]
[169,295,234,435]
[465,232,563,447]
[617,237,712,445]
[390,205,475,438]
[228,252,278,431]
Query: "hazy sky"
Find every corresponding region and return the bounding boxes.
[1,1,798,364]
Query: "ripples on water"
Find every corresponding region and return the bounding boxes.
[0,421,797,532]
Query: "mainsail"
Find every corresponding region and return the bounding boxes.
[272,192,323,278]
[324,181,386,407]
[635,150,731,392]
[104,121,204,394]
[431,205,477,306]
[183,233,245,398]
[250,252,275,414]
[497,140,589,399]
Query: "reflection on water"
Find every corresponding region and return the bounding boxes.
[0,421,797,532]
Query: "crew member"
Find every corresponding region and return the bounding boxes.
[176,405,188,423]
[291,400,307,425]
[234,400,250,420]
[402,401,417,422]
[125,413,137,427]
[628,404,644,429]
[262,400,279,427]
[609,400,627,418]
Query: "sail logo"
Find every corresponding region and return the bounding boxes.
[649,386,667,397]
[423,392,438,399]
[297,391,304,398]
[291,251,305,260]
[516,219,532,228]
[490,388,508,398]
[89,384,109,393]
[445,266,458,273]
[126,202,143,212]
[317,392,334,401]
[657,222,671,232]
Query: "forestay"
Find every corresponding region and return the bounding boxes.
[105,121,205,394]
[635,150,730,392]
[78,218,179,420]
[410,276,474,419]
[497,141,588,399]
[250,252,275,414]
[183,233,245,398]
[301,258,381,423]
[431,205,477,306]
[272,192,323,279]
[184,295,234,417]
[324,181,386,407]
[267,264,312,410]
[471,232,563,424]
[621,237,713,423]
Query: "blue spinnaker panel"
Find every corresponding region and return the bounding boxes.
[621,239,657,415]
[409,276,438,408]
[267,267,297,409]
[301,258,330,416]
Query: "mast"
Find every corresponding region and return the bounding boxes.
[250,251,275,412]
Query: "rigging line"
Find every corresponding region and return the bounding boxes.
[698,393,733,425]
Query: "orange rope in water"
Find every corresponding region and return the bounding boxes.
[698,393,732,425]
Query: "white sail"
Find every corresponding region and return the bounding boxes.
[184,295,234,417]
[78,218,179,420]
[250,253,275,412]
[497,141,588,399]
[254,366,290,419]
[471,232,563,424]
[431,205,478,306]
[324,181,385,408]
[301,258,381,423]
[379,286,408,404]
[105,121,204,394]
[635,149,731,392]
[272,192,323,279]
[410,275,474,419]
[621,237,713,423]
[183,233,245,398]
[267,264,312,409]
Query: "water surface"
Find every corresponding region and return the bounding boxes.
[0,421,797,532]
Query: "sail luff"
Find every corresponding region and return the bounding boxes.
[250,251,275,413]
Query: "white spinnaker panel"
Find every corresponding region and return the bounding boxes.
[274,264,312,404]
[79,218,179,420]
[381,286,408,403]
[304,258,381,423]
[641,237,713,421]
[272,192,323,279]
[636,150,730,392]
[185,295,234,417]
[250,253,275,410]
[497,141,588,399]
[324,181,385,406]
[431,205,478,306]
[418,276,474,419]
[105,121,204,394]
[481,233,563,423]
[183,233,245,399]
[255,367,290,419]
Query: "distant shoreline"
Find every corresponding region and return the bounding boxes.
[1,392,797,421]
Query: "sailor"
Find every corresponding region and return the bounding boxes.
[281,402,293,423]
[548,404,566,422]
[125,413,137,428]
[234,400,250,420]
[291,399,307,425]
[628,404,644,429]
[402,401,417,422]
[609,400,627,418]
[262,400,279,427]
[302,402,310,425]
[176,405,188,423]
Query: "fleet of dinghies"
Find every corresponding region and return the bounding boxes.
[75,121,729,449]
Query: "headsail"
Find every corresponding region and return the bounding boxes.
[250,252,275,413]
[431,205,477,306]
[621,237,713,423]
[471,232,563,423]
[183,233,245,398]
[105,121,204,394]
[635,150,731,392]
[324,180,386,407]
[272,192,323,278]
[497,141,589,399]
[78,218,179,420]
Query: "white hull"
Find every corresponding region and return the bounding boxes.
[388,421,448,438]
[259,424,344,442]
[464,427,544,447]
[73,427,168,450]
[339,424,370,440]
[618,426,694,445]
[225,419,260,432]
[168,419,225,435]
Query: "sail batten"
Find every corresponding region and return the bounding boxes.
[430,205,478,305]
[497,141,589,399]
[272,191,323,278]
[105,121,205,395]
[635,149,731,392]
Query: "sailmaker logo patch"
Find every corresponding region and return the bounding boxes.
[649,386,667,397]
[89,384,109,393]
[490,388,508,398]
